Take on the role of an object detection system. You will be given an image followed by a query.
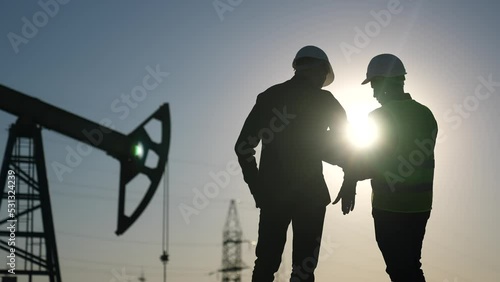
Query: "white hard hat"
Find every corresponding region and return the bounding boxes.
[362,54,406,85]
[292,45,335,86]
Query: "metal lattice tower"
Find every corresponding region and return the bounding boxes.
[220,200,246,282]
[0,120,61,281]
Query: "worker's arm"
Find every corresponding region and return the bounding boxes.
[322,94,350,166]
[235,97,262,207]
[333,109,398,214]
[346,110,398,181]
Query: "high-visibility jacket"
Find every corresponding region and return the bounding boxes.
[368,95,438,212]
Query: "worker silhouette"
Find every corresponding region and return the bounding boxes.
[235,46,348,282]
[332,54,438,282]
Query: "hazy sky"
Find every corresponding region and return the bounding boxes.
[1,1,499,281]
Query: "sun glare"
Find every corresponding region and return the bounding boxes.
[347,115,378,148]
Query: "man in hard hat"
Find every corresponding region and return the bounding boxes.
[235,45,348,282]
[333,54,438,282]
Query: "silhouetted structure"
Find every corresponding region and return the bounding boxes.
[0,122,61,281]
[0,85,171,281]
[220,200,247,282]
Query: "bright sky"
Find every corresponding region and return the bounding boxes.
[1,1,499,281]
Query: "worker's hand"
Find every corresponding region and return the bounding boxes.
[332,179,357,215]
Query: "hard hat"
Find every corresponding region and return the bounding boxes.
[292,45,335,86]
[362,54,406,85]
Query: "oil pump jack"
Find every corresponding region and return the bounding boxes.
[0,84,171,281]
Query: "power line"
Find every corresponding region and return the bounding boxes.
[57,229,220,247]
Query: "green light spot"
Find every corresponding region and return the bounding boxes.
[134,143,144,159]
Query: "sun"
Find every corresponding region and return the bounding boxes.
[346,112,378,148]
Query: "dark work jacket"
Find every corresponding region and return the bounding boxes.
[345,93,438,212]
[235,74,347,208]
[369,95,437,212]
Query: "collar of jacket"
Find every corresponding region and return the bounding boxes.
[386,92,412,102]
[291,73,323,89]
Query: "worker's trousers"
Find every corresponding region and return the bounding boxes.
[373,208,431,282]
[252,201,326,282]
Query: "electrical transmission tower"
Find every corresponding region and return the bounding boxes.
[220,200,247,282]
